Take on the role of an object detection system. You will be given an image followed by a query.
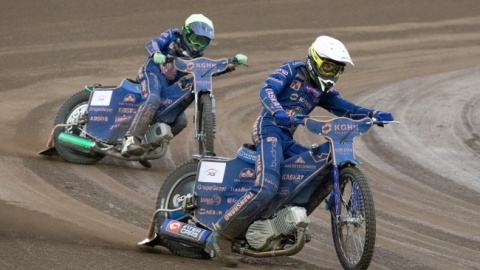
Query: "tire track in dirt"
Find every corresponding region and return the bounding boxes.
[2,4,480,269]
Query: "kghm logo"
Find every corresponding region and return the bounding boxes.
[334,124,359,131]
[196,62,217,69]
[322,123,332,134]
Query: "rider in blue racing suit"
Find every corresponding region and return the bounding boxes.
[121,14,248,157]
[206,35,394,267]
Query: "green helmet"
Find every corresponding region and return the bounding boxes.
[180,14,214,57]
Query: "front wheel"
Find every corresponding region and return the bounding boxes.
[331,166,376,270]
[197,94,215,155]
[156,159,210,259]
[53,91,105,165]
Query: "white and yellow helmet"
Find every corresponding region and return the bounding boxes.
[306,36,353,92]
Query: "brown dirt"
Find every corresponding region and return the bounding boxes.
[1,1,479,269]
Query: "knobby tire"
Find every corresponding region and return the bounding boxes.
[156,159,210,259]
[331,166,376,270]
[53,90,105,165]
[197,94,215,155]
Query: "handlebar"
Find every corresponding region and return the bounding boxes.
[229,56,249,67]
[370,118,401,126]
[292,114,309,125]
[165,54,247,67]
[292,114,400,126]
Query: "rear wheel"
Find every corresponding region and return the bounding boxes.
[197,94,215,155]
[53,91,105,165]
[331,166,376,270]
[156,159,210,259]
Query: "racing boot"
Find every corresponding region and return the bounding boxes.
[121,136,146,157]
[205,232,238,267]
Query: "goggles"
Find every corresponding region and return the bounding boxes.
[186,32,211,48]
[184,22,213,48]
[317,57,345,78]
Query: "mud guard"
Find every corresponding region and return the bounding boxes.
[339,159,362,168]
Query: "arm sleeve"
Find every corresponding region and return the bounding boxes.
[146,28,178,57]
[259,63,295,115]
[320,89,375,119]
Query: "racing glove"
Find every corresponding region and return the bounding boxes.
[153,52,166,64]
[374,111,394,121]
[234,54,248,65]
[274,110,291,128]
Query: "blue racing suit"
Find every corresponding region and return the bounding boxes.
[126,28,198,138]
[214,60,376,238]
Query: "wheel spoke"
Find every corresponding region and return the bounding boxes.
[331,167,375,269]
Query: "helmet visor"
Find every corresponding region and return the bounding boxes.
[186,21,214,48]
[187,32,211,48]
[317,57,345,78]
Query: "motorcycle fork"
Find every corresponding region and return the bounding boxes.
[193,92,215,140]
[332,165,341,221]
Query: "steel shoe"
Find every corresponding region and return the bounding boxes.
[205,232,237,267]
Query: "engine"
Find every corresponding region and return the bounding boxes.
[245,206,310,251]
[143,122,173,147]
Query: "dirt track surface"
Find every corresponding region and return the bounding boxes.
[1,1,480,269]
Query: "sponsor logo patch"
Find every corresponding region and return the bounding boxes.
[90,90,113,106]
[198,161,226,183]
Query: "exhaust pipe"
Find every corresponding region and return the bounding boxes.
[233,229,307,257]
[57,133,95,154]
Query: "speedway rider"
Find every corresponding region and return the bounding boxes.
[205,35,394,267]
[121,14,248,157]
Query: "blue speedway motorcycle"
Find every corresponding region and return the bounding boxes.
[39,56,244,167]
[139,115,399,270]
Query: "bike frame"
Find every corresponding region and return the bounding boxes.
[303,116,373,220]
[137,115,400,268]
[173,57,231,141]
[187,116,377,229]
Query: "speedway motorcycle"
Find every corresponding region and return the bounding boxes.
[139,115,399,270]
[39,56,244,167]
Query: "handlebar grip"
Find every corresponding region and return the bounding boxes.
[371,118,400,126]
[293,114,309,125]
[229,56,249,67]
[164,55,172,63]
[229,57,238,65]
